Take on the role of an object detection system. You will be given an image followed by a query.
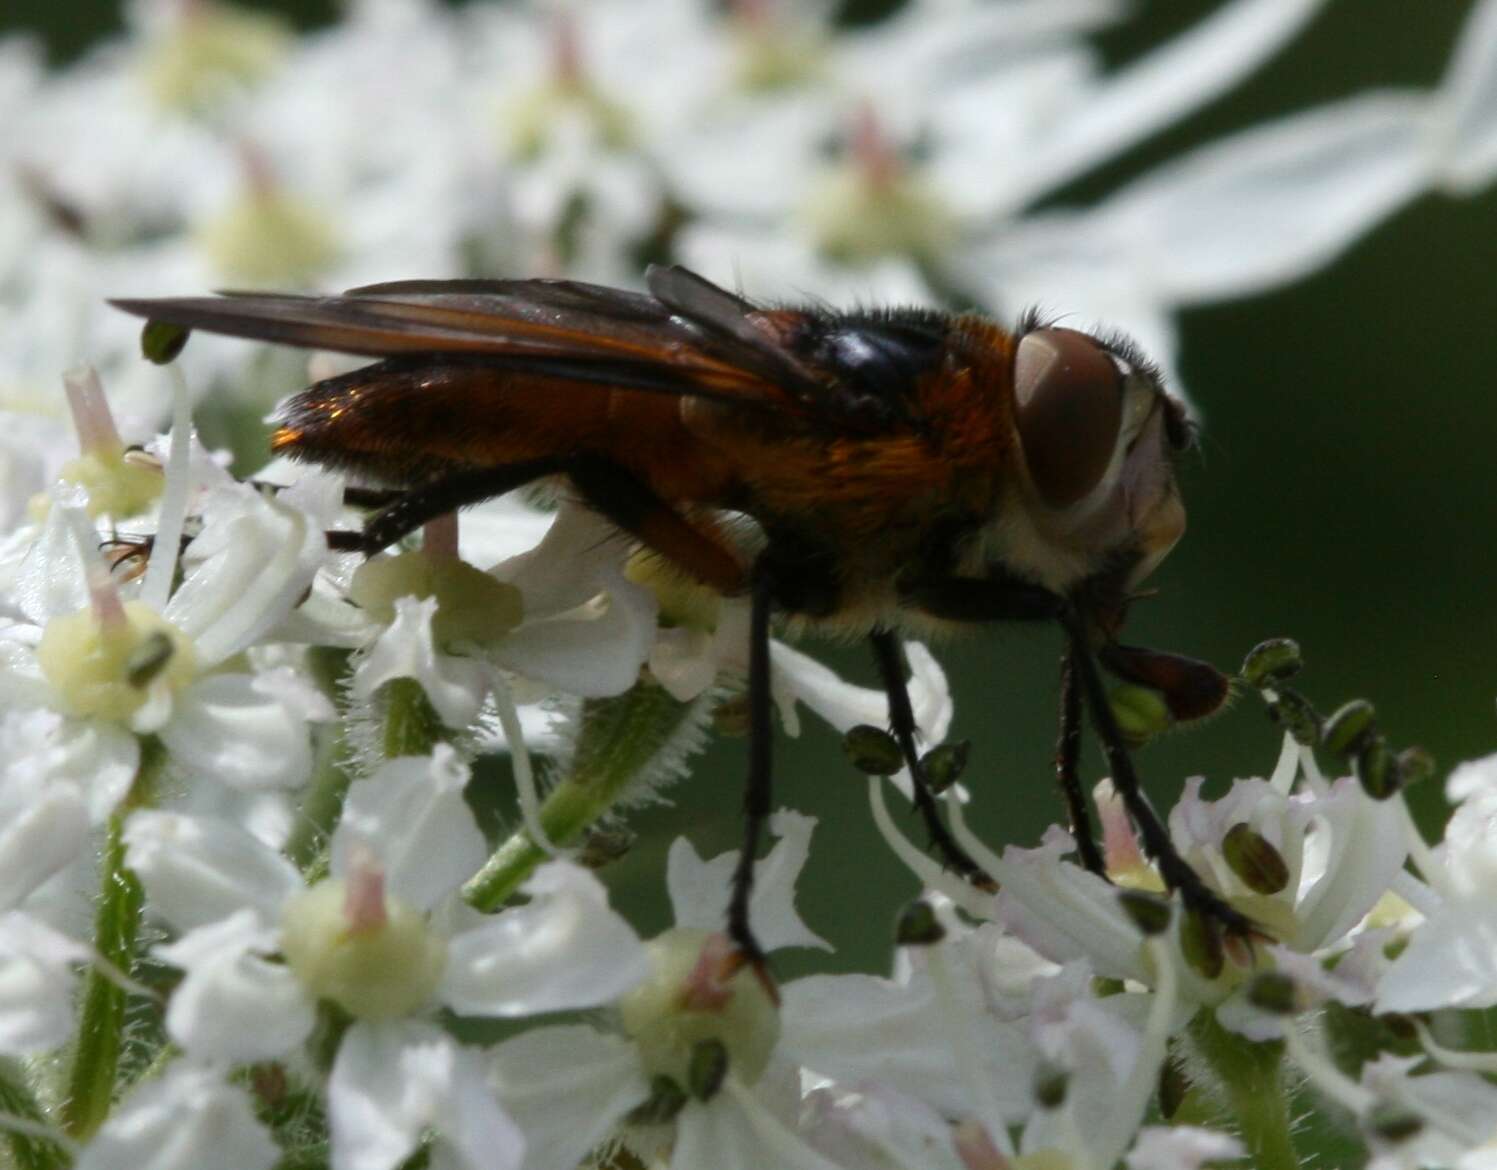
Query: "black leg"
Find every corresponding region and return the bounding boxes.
[1057,651,1106,877]
[869,631,994,889]
[1059,609,1253,937]
[727,558,776,962]
[327,459,564,553]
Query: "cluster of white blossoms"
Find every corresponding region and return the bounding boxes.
[2,1,1497,1169]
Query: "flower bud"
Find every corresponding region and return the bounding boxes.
[1245,971,1300,1014]
[842,725,903,776]
[1221,823,1290,895]
[1323,699,1377,757]
[1240,638,1303,688]
[1118,889,1173,937]
[1180,910,1225,980]
[1033,1062,1068,1109]
[894,899,945,946]
[626,1076,688,1125]
[1109,684,1173,748]
[1357,737,1399,800]
[141,320,190,365]
[1266,688,1321,747]
[687,1039,729,1102]
[1396,747,1435,789]
[1365,1102,1424,1143]
[920,740,970,793]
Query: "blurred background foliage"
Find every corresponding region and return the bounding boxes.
[4,0,1494,980]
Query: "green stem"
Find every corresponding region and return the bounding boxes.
[1189,1009,1299,1170]
[285,723,354,871]
[464,682,698,911]
[60,739,165,1140]
[382,677,445,759]
[61,813,143,1140]
[0,1058,70,1170]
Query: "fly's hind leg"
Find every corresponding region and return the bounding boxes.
[326,459,566,554]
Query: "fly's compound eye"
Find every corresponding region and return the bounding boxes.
[1013,327,1123,509]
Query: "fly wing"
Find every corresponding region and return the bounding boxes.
[111,268,826,413]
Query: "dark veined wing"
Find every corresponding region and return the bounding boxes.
[111,266,832,415]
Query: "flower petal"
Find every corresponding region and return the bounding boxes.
[76,1065,277,1170]
[123,810,302,932]
[1435,0,1497,192]
[442,861,648,1016]
[0,912,88,1054]
[332,747,486,913]
[1097,95,1430,304]
[161,672,316,790]
[329,1021,522,1170]
[491,1025,648,1170]
[155,910,315,1062]
[667,809,831,953]
[352,595,488,729]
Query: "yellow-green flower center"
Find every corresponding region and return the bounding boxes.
[140,2,291,111]
[349,551,524,649]
[801,162,956,265]
[618,928,781,1090]
[281,879,448,1020]
[37,450,162,522]
[36,600,196,723]
[504,78,635,160]
[197,188,340,288]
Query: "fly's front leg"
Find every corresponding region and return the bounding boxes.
[1059,607,1254,940]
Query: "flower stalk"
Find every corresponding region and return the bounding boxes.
[1188,1009,1299,1170]
[464,680,697,910]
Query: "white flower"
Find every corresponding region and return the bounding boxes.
[75,1063,277,1170]
[1378,751,1497,1012]
[491,810,840,1170]
[126,747,649,1170]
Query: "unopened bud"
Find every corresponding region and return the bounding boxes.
[1033,1062,1068,1109]
[1365,1102,1424,1143]
[920,740,970,793]
[1117,889,1172,937]
[1158,1058,1188,1120]
[895,899,945,946]
[843,725,903,776]
[1180,910,1225,980]
[1221,823,1290,895]
[141,320,190,365]
[1323,699,1377,757]
[627,1075,688,1125]
[578,828,635,869]
[687,1038,729,1101]
[1266,688,1321,746]
[712,694,750,737]
[1396,747,1435,789]
[1109,684,1173,748]
[1245,971,1300,1014]
[1241,638,1303,688]
[1357,737,1400,800]
[125,630,176,688]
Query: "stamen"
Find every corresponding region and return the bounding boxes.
[486,665,559,857]
[1095,938,1178,1169]
[866,777,987,914]
[60,498,127,632]
[1283,1029,1374,1114]
[141,367,194,612]
[1268,732,1300,794]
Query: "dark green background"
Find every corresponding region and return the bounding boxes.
[8,1,1494,977]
